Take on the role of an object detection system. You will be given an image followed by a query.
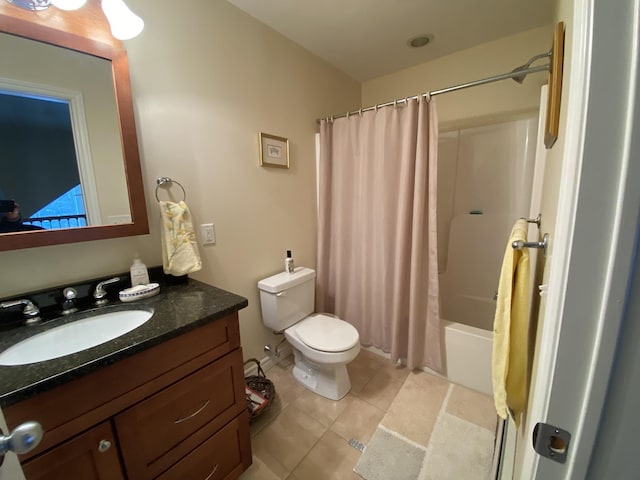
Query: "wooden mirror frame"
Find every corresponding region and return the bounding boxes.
[0,2,148,251]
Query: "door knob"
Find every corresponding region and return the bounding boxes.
[0,421,44,459]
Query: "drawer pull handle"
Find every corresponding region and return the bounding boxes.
[174,400,211,424]
[204,464,219,480]
[98,440,111,453]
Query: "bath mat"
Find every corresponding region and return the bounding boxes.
[354,426,426,480]
[419,413,494,480]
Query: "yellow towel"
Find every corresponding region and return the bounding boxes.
[159,200,202,276]
[492,219,530,428]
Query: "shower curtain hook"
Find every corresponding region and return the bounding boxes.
[393,99,397,108]
[375,104,378,112]
[346,111,350,119]
[424,92,431,102]
[359,108,363,116]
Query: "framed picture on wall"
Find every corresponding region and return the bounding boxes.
[259,132,290,168]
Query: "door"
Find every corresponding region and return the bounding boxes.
[0,408,26,480]
[20,421,123,480]
[517,0,640,477]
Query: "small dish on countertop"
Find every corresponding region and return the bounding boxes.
[119,283,160,303]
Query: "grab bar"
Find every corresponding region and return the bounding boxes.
[513,233,549,256]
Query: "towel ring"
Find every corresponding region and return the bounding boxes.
[155,177,186,202]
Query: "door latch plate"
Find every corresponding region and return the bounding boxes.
[532,422,571,463]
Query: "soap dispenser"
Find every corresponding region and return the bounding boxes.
[130,256,150,286]
[285,250,294,273]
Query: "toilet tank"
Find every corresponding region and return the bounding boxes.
[258,267,316,331]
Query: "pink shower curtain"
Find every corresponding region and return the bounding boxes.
[317,97,442,372]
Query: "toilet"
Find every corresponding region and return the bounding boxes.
[258,267,360,400]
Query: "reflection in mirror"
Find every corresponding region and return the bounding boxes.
[0,4,148,251]
[1,32,131,230]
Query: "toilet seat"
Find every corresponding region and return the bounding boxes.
[295,314,359,352]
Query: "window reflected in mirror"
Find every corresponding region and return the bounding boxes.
[0,92,88,230]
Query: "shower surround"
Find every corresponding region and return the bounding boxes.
[438,117,538,394]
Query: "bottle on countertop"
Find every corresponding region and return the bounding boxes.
[285,250,294,274]
[130,256,150,286]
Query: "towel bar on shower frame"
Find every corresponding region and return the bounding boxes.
[513,233,549,256]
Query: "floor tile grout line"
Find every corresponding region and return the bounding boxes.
[286,424,330,479]
[286,372,405,477]
[284,392,349,479]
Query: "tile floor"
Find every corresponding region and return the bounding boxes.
[239,350,497,480]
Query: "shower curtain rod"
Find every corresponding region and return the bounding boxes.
[317,63,550,122]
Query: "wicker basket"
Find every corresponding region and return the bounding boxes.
[244,358,276,422]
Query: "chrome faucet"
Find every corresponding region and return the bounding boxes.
[61,287,78,315]
[93,277,120,305]
[0,299,40,324]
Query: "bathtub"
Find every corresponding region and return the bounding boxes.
[443,319,493,395]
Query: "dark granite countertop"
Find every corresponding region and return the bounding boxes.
[0,279,248,407]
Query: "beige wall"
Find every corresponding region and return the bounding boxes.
[362,26,554,131]
[0,0,360,362]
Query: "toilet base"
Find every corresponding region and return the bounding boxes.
[291,350,351,401]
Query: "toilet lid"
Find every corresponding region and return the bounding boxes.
[295,314,359,352]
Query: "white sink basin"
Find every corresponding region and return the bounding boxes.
[0,309,153,366]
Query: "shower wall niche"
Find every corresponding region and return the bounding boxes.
[438,117,538,331]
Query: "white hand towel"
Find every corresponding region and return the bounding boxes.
[159,200,202,276]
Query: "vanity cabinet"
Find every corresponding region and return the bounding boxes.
[21,421,123,480]
[4,312,252,480]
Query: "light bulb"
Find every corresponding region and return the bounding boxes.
[101,0,144,40]
[50,0,88,10]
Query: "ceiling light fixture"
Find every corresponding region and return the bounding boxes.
[4,0,144,40]
[407,34,433,48]
[100,0,144,40]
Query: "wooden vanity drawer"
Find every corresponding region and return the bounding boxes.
[115,349,246,479]
[155,414,251,480]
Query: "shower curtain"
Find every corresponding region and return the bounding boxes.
[317,97,442,372]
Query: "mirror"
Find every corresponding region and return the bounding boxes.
[0,3,148,251]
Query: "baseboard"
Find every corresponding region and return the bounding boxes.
[244,342,293,376]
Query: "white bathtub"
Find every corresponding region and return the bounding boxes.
[443,320,493,395]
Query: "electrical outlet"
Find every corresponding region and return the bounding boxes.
[201,223,215,245]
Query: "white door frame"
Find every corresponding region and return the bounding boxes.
[521,0,640,477]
